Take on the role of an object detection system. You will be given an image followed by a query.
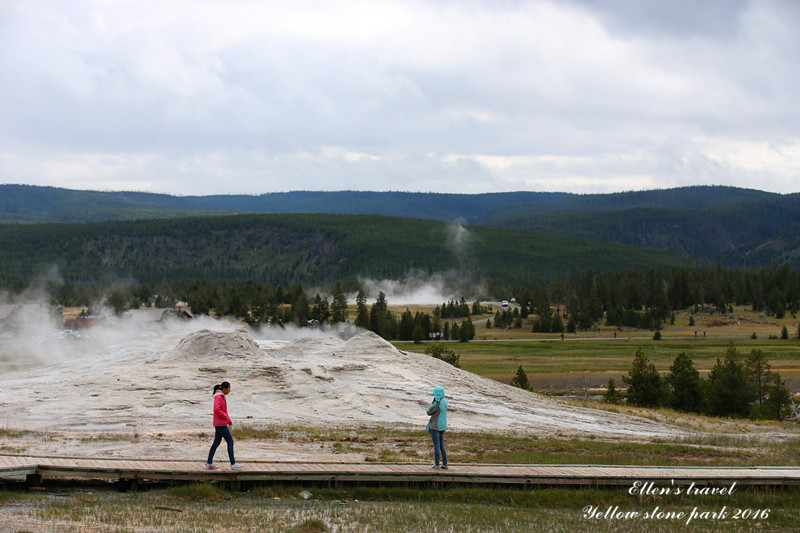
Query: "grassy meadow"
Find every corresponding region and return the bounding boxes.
[393,305,800,392]
[3,482,798,532]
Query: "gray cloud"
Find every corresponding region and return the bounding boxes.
[566,0,750,39]
[1,0,798,195]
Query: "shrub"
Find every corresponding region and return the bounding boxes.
[424,344,460,368]
[295,519,328,532]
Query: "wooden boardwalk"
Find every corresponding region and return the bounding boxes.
[2,454,799,487]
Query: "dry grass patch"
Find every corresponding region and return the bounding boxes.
[6,483,797,532]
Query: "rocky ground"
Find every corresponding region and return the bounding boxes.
[0,319,694,461]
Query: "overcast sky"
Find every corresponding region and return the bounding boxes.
[1,0,798,196]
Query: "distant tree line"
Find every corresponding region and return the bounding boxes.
[351,291,476,342]
[497,264,800,332]
[95,278,478,343]
[607,344,794,421]
[7,262,800,342]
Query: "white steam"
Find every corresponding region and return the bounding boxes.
[354,220,485,305]
[446,218,473,262]
[251,321,364,342]
[0,297,367,375]
[357,273,463,305]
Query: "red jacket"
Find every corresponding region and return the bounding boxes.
[213,392,232,427]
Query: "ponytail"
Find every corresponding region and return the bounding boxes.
[212,381,231,395]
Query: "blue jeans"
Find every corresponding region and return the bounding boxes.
[430,429,447,466]
[207,425,235,465]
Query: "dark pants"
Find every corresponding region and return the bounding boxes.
[430,429,447,466]
[207,425,235,465]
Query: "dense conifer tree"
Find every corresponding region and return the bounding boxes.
[746,348,771,406]
[311,293,330,326]
[369,292,390,337]
[707,344,757,417]
[510,366,532,391]
[330,281,348,323]
[399,309,414,341]
[291,291,310,327]
[622,348,667,408]
[412,324,425,344]
[760,374,792,420]
[666,352,706,413]
[355,289,369,329]
[603,378,623,404]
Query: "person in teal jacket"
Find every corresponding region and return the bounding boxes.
[426,386,448,469]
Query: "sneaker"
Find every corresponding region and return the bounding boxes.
[432,465,439,469]
[440,465,449,470]
[230,463,243,470]
[205,463,219,470]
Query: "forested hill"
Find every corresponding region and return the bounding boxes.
[485,197,800,269]
[0,184,781,224]
[2,184,799,269]
[0,184,224,222]
[0,213,690,291]
[0,184,574,223]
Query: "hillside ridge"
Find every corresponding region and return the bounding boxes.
[2,184,798,271]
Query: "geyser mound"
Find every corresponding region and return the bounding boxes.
[167,328,268,362]
[1,327,688,439]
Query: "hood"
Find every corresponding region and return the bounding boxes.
[432,386,445,401]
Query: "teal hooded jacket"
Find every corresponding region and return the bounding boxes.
[426,386,448,431]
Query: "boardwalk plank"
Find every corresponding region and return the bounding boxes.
[3,454,799,486]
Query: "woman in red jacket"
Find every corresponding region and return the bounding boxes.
[205,381,242,470]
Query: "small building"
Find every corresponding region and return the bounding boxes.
[63,315,104,330]
[125,308,168,323]
[125,307,193,323]
[158,308,193,321]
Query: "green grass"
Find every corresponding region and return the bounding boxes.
[166,482,231,502]
[79,433,140,444]
[394,337,800,387]
[0,428,33,439]
[10,483,798,532]
[451,432,800,467]
[0,490,28,505]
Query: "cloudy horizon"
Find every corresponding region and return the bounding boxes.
[1,0,798,196]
